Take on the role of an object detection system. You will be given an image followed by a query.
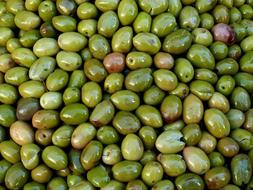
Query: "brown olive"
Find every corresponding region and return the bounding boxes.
[103,52,125,73]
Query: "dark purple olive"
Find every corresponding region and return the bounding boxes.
[212,23,236,45]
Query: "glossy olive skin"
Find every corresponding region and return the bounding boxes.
[160,95,182,123]
[0,160,11,184]
[232,128,253,151]
[217,137,239,157]
[68,149,85,175]
[111,26,133,53]
[20,143,40,170]
[113,111,141,135]
[204,167,231,189]
[112,161,142,182]
[151,13,177,37]
[111,90,140,111]
[60,103,89,125]
[230,87,251,112]
[97,126,120,145]
[80,140,103,170]
[5,162,29,189]
[204,108,230,138]
[175,173,205,190]
[16,98,40,121]
[183,146,210,175]
[158,153,186,177]
[121,134,144,161]
[136,105,163,128]
[117,0,138,25]
[234,72,253,93]
[187,44,215,70]
[35,129,53,146]
[179,6,200,30]
[87,164,110,188]
[163,29,192,54]
[231,154,252,186]
[42,145,68,170]
[198,131,217,154]
[208,151,225,168]
[102,144,122,165]
[156,130,185,154]
[133,33,161,55]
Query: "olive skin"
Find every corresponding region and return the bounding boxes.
[111,26,133,53]
[217,137,239,157]
[141,161,164,186]
[113,111,141,135]
[60,103,89,125]
[121,134,144,161]
[204,167,231,189]
[183,146,210,175]
[16,98,40,121]
[31,164,53,183]
[204,108,230,138]
[52,125,74,148]
[151,13,177,37]
[231,128,253,151]
[163,29,192,55]
[133,12,152,33]
[117,0,138,26]
[0,140,20,164]
[112,161,142,182]
[102,144,122,165]
[198,131,217,154]
[136,105,163,128]
[153,69,178,92]
[103,52,125,73]
[101,180,125,190]
[156,130,185,154]
[160,95,182,123]
[32,110,60,129]
[89,34,111,60]
[97,11,119,38]
[179,6,200,30]
[126,180,147,190]
[187,44,215,70]
[0,105,16,127]
[1,0,253,189]
[58,32,88,52]
[42,146,68,170]
[5,162,29,189]
[80,140,103,170]
[10,121,34,145]
[175,173,205,190]
[111,90,140,111]
[87,164,110,188]
[151,180,175,190]
[20,143,40,170]
[97,126,120,145]
[158,153,186,177]
[138,0,169,15]
[90,100,115,127]
[231,154,252,186]
[208,151,225,168]
[230,87,251,112]
[183,94,204,124]
[68,149,85,175]
[154,52,174,69]
[71,123,96,149]
[133,33,161,55]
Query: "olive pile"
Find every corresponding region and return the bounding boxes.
[0,0,253,189]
